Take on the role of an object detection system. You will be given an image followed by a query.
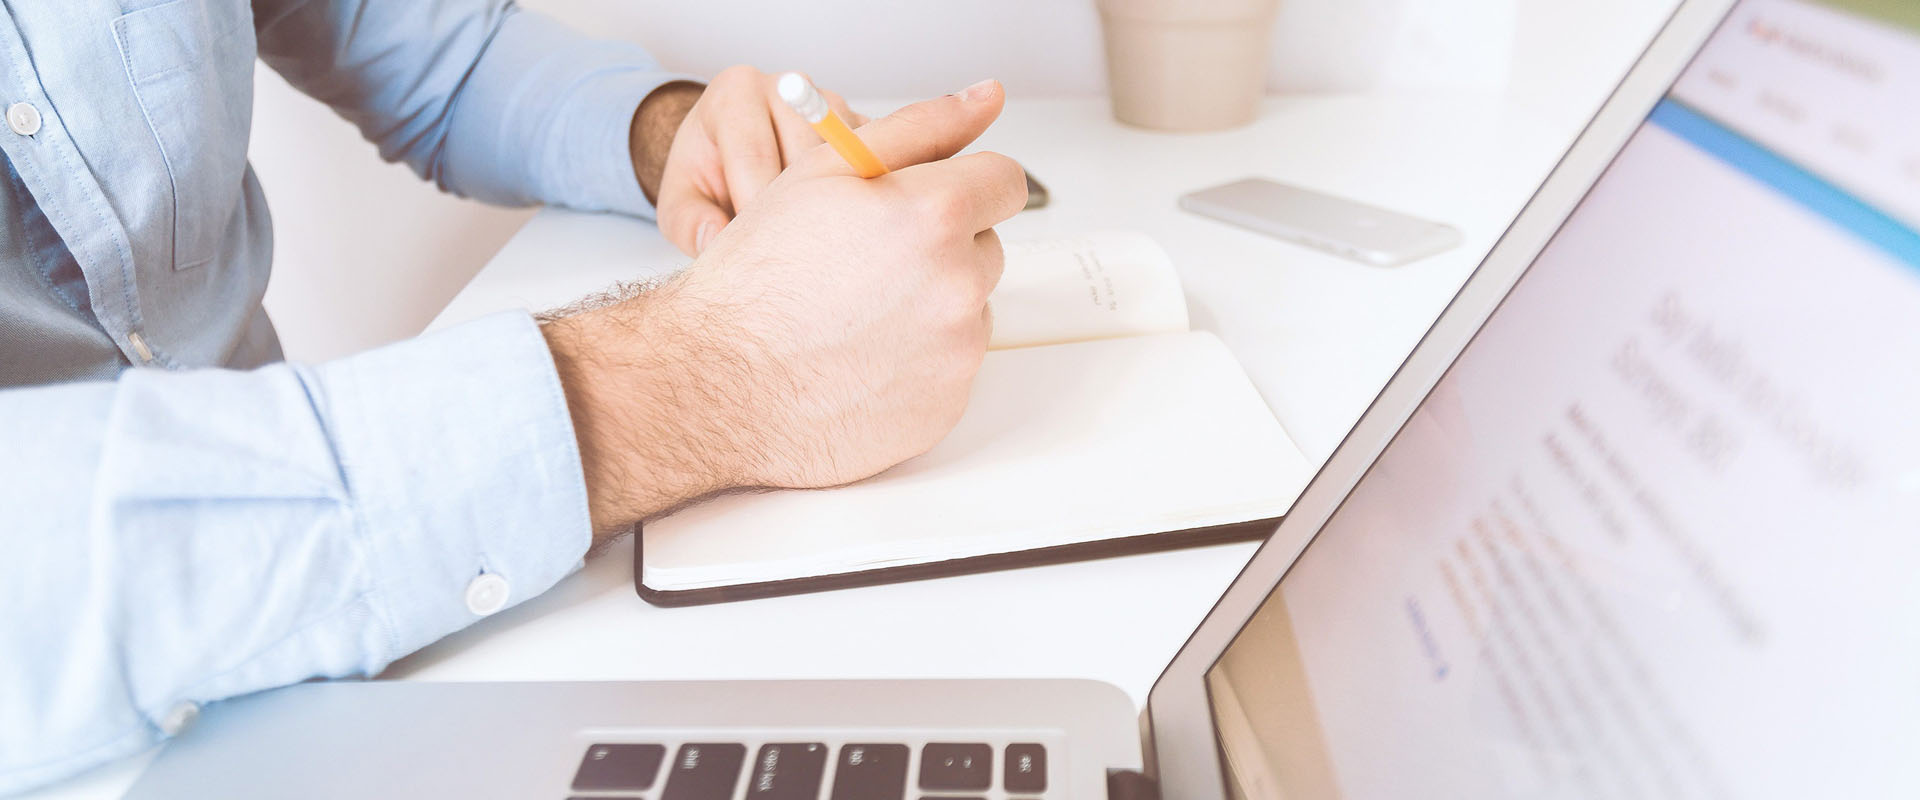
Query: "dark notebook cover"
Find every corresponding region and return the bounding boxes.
[632,516,1282,607]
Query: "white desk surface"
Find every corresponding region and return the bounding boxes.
[29,93,1589,799]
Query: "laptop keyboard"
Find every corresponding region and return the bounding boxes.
[566,738,1051,799]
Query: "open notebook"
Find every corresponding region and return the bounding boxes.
[636,232,1313,605]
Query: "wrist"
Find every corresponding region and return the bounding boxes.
[540,292,735,540]
[629,81,705,206]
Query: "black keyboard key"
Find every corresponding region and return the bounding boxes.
[746,742,828,800]
[1004,743,1046,792]
[571,743,666,791]
[830,743,909,800]
[662,743,748,800]
[918,743,992,791]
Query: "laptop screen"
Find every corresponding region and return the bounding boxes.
[1205,1,1920,796]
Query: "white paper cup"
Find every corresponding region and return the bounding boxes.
[1096,0,1280,131]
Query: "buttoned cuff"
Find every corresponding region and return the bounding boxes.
[553,69,703,219]
[475,9,700,219]
[318,311,592,662]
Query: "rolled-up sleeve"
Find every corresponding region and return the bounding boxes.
[0,312,592,793]
[254,0,699,217]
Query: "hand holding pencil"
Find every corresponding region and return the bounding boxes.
[651,65,1021,255]
[649,66,869,256]
[549,78,1031,531]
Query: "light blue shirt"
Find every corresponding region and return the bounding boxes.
[0,0,689,792]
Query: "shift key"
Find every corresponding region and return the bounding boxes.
[746,743,828,800]
[662,743,747,800]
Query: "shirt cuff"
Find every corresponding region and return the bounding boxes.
[554,69,702,219]
[474,9,702,219]
[318,311,592,662]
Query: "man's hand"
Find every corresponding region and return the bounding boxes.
[629,65,867,257]
[552,80,1023,539]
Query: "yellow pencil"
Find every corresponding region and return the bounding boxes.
[777,72,888,178]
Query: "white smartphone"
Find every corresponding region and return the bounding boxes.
[1179,177,1462,267]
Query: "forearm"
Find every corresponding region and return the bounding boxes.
[538,279,770,535]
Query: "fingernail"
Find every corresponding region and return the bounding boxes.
[695,221,717,254]
[957,79,996,102]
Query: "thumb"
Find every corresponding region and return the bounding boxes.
[657,184,733,257]
[794,79,1005,178]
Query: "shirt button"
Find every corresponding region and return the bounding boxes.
[127,331,156,364]
[464,573,510,616]
[159,701,200,736]
[7,102,40,136]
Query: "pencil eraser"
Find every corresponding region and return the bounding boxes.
[777,72,828,123]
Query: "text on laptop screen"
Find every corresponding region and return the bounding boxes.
[1205,0,1920,796]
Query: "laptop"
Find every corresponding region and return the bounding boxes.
[124,0,1920,796]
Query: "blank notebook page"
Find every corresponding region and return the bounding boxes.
[641,331,1311,591]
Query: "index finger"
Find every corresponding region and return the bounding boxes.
[714,93,783,210]
[791,79,1005,179]
[891,151,1029,234]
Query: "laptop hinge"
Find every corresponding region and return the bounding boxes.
[1106,768,1162,800]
